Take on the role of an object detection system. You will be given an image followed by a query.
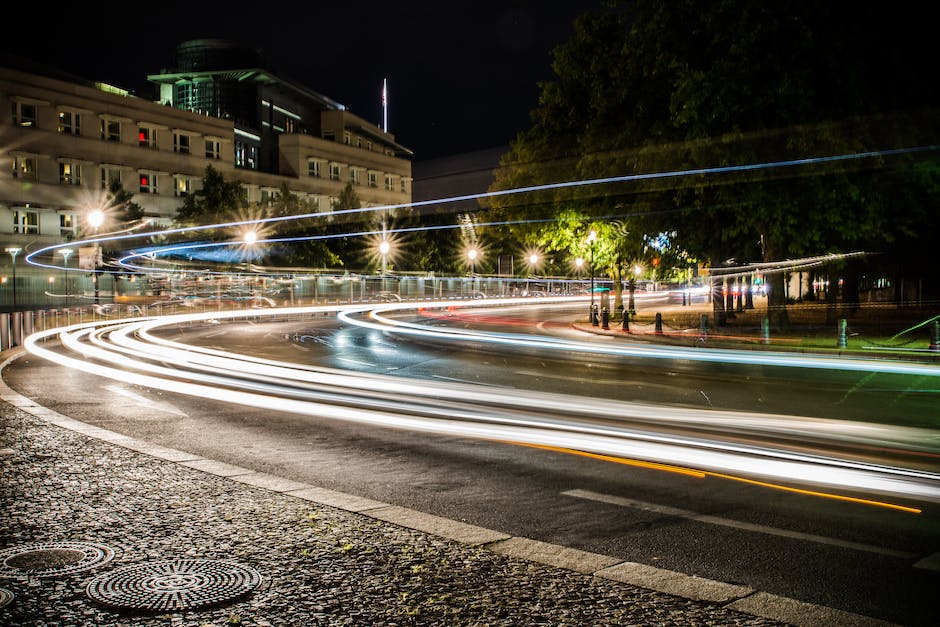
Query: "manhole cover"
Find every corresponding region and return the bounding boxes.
[86,559,261,611]
[0,587,12,609]
[0,542,116,578]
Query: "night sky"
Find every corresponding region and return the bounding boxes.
[1,1,600,162]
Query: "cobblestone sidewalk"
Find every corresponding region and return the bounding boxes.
[0,402,790,626]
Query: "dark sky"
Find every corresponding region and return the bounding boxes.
[1,1,601,162]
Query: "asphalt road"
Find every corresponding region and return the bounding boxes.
[5,302,940,625]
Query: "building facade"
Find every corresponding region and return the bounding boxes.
[0,41,412,268]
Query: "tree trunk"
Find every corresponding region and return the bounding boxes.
[745,274,754,309]
[762,235,790,330]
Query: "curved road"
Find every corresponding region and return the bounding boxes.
[5,298,940,625]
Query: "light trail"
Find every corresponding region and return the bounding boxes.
[344,299,940,378]
[19,299,940,508]
[24,144,938,273]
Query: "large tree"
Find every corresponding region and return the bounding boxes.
[487,0,939,327]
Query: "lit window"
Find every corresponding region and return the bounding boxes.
[12,156,37,181]
[59,162,82,186]
[12,101,37,127]
[101,119,121,142]
[234,141,257,170]
[205,139,221,159]
[58,111,81,135]
[139,172,158,194]
[308,160,321,178]
[60,213,76,236]
[139,126,157,148]
[174,176,192,197]
[260,189,276,206]
[13,210,39,234]
[174,133,191,154]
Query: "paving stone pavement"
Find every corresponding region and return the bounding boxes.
[0,396,797,626]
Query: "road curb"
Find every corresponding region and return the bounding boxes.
[0,348,898,626]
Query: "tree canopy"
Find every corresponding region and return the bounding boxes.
[485,0,940,324]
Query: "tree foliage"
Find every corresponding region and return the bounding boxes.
[486,0,939,324]
[174,165,245,227]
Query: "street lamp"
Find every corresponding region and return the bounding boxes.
[467,247,479,268]
[88,209,105,305]
[628,263,642,316]
[466,247,481,295]
[5,247,21,309]
[243,231,258,300]
[524,252,540,295]
[379,239,391,292]
[587,230,597,325]
[60,248,74,308]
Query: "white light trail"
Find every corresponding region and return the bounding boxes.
[19,300,940,506]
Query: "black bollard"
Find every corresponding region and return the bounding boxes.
[930,320,939,351]
[601,307,610,330]
[622,311,630,332]
[655,312,663,334]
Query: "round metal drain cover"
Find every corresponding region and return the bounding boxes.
[86,559,261,611]
[0,542,115,578]
[0,587,13,608]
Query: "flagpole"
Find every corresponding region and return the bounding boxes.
[382,78,388,132]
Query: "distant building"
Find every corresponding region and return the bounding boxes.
[0,39,413,259]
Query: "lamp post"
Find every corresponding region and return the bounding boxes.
[526,253,539,294]
[243,230,258,302]
[587,230,597,325]
[467,247,479,295]
[379,239,390,292]
[60,248,74,308]
[5,247,21,309]
[628,263,642,317]
[88,209,105,305]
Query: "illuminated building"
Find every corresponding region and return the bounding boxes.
[0,42,412,255]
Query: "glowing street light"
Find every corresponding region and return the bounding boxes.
[628,263,643,316]
[88,209,105,230]
[88,209,105,304]
[5,247,21,309]
[243,230,259,299]
[523,251,541,295]
[378,239,391,291]
[59,248,74,308]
